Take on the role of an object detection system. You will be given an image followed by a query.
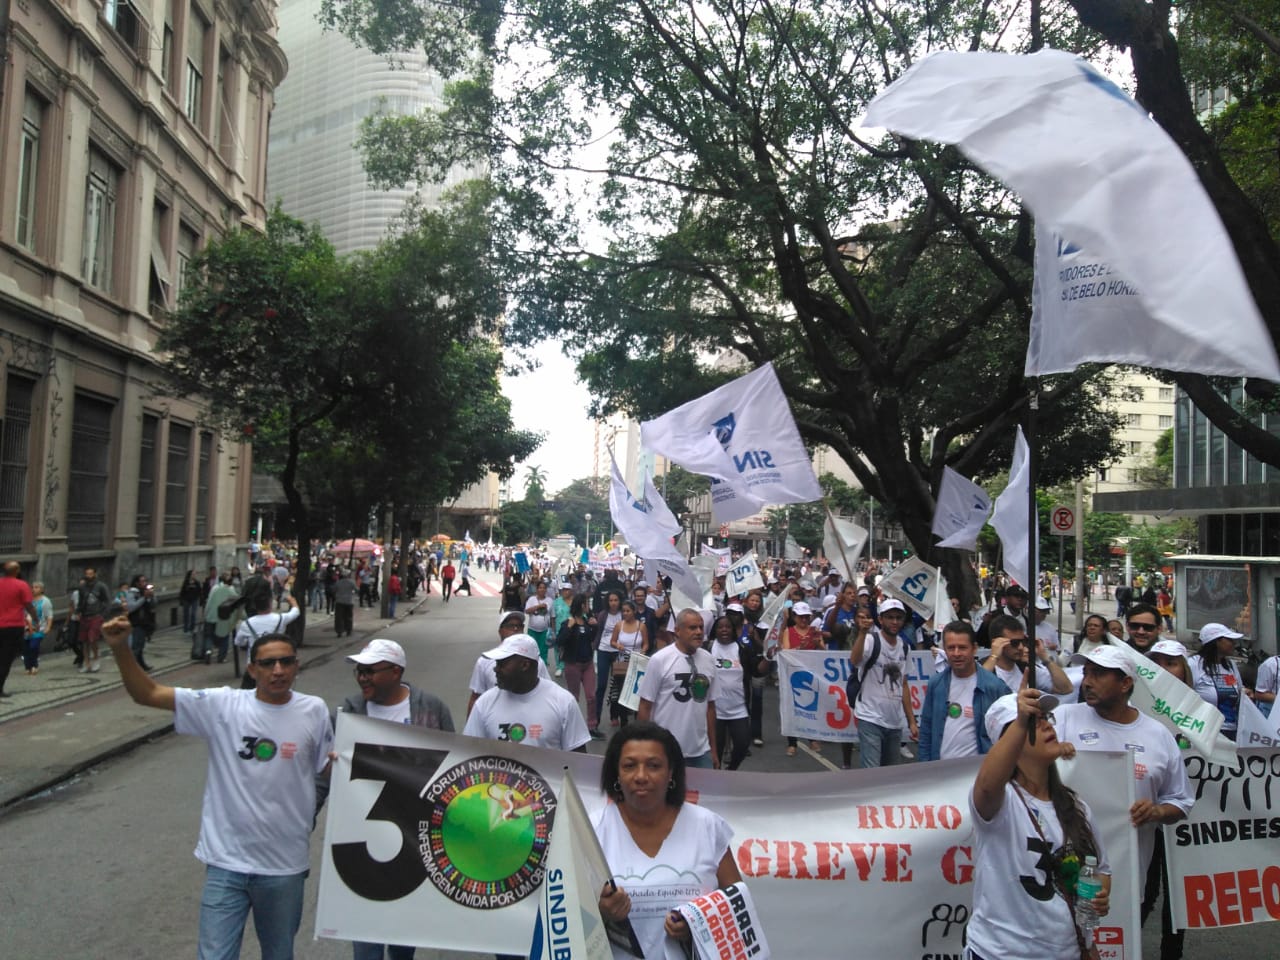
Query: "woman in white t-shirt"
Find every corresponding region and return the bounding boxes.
[969,690,1110,960]
[1189,622,1248,739]
[594,723,741,960]
[707,614,765,770]
[608,600,650,726]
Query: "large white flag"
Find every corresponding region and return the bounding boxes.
[822,514,868,582]
[931,466,991,551]
[989,427,1034,589]
[641,472,681,540]
[864,49,1280,381]
[640,363,823,523]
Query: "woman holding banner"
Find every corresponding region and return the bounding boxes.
[969,690,1110,960]
[595,723,741,959]
[608,600,650,727]
[781,601,823,756]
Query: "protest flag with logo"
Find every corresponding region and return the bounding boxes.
[609,454,679,558]
[640,363,823,523]
[864,49,1280,382]
[932,466,991,552]
[1236,691,1280,750]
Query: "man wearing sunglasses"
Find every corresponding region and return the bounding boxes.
[1123,602,1163,654]
[100,615,331,960]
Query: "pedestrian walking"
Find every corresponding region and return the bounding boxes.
[0,562,38,695]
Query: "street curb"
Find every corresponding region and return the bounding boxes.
[0,600,429,812]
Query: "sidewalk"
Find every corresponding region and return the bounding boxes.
[0,595,430,809]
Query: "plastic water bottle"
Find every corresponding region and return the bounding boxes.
[1076,855,1102,936]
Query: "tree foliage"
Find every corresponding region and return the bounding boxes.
[322,0,1280,604]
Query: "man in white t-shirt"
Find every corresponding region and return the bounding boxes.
[1057,646,1193,871]
[462,634,591,752]
[982,614,1073,696]
[850,598,918,767]
[467,611,550,717]
[1033,596,1060,656]
[638,608,719,768]
[100,613,331,960]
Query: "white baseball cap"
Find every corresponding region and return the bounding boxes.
[482,633,541,661]
[1199,622,1244,644]
[726,602,745,613]
[1069,646,1136,679]
[822,594,838,609]
[983,692,1061,744]
[497,610,527,630]
[1149,639,1189,659]
[791,601,814,617]
[1035,597,1053,611]
[879,597,906,614]
[346,638,406,669]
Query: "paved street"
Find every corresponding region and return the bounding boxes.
[0,569,1262,957]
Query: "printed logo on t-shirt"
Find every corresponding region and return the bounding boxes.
[947,702,973,719]
[674,672,711,703]
[715,658,735,669]
[238,736,278,761]
[496,722,543,743]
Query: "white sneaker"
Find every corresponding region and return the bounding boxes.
[77,663,87,674]
[90,659,101,673]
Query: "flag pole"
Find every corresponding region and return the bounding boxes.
[1025,381,1040,745]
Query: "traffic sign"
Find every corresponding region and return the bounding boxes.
[1050,505,1077,537]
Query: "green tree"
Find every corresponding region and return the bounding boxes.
[524,465,549,502]
[157,208,352,632]
[653,465,710,516]
[549,477,609,545]
[1135,428,1174,488]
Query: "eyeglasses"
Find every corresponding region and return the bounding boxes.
[354,663,396,677]
[1126,621,1158,631]
[254,655,298,668]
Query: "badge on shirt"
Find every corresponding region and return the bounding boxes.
[1079,731,1100,744]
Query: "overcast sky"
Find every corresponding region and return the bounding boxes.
[500,349,596,495]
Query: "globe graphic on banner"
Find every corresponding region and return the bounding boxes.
[440,783,536,882]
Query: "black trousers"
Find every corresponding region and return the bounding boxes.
[0,625,23,692]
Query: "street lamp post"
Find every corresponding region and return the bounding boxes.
[584,512,592,550]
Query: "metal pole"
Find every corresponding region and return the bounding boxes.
[1074,480,1086,617]
[868,499,875,571]
[1025,384,1040,745]
[1057,533,1065,639]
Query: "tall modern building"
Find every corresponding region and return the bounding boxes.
[267,0,479,254]
[0,0,286,602]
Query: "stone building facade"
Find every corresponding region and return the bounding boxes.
[0,0,287,605]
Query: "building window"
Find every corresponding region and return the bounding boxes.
[1126,468,1140,484]
[0,374,36,551]
[176,224,199,301]
[1124,413,1141,427]
[1127,441,1142,456]
[1158,415,1173,429]
[137,414,158,546]
[82,148,118,293]
[185,11,207,127]
[1158,387,1174,402]
[102,0,143,51]
[150,202,172,312]
[68,393,114,550]
[165,422,191,544]
[162,0,176,88]
[195,431,212,542]
[1097,467,1109,483]
[16,91,43,251]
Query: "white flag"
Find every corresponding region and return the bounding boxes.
[609,454,677,558]
[528,769,622,960]
[641,472,682,540]
[932,466,991,551]
[724,552,765,596]
[934,572,953,627]
[700,544,732,574]
[823,514,868,582]
[640,363,823,524]
[865,49,1280,382]
[1237,691,1280,750]
[879,557,941,620]
[989,427,1035,589]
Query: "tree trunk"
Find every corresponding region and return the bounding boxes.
[280,423,310,645]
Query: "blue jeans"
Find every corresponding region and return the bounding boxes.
[594,650,615,725]
[686,752,714,769]
[388,595,398,618]
[183,600,200,634]
[352,943,415,960]
[858,719,903,768]
[198,864,307,960]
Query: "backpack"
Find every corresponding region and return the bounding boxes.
[845,632,882,704]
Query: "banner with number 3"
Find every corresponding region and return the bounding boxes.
[878,557,940,620]
[724,552,765,596]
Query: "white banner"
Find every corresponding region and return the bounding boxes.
[724,553,765,596]
[700,544,732,574]
[617,653,650,712]
[864,49,1280,381]
[932,466,992,552]
[318,718,1142,958]
[640,363,823,523]
[878,557,942,620]
[777,649,933,740]
[1104,638,1237,765]
[1166,748,1280,930]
